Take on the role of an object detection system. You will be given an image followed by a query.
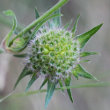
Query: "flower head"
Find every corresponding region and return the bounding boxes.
[28,28,80,81]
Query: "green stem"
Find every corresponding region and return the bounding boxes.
[0,81,110,103]
[17,82,110,96]
[14,0,68,38]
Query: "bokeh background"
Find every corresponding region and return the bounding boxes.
[0,0,110,110]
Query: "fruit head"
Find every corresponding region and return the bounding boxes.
[28,28,80,81]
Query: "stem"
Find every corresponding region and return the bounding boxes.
[16,0,68,37]
[0,81,109,103]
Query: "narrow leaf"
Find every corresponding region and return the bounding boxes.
[72,15,80,35]
[64,77,73,103]
[14,64,33,89]
[76,23,103,49]
[45,80,56,108]
[39,78,48,90]
[80,52,98,57]
[35,8,40,19]
[73,64,97,80]
[25,73,38,92]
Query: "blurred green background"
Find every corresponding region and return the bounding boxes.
[0,0,110,110]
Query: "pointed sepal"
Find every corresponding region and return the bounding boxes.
[72,15,80,36]
[64,76,73,103]
[76,23,103,49]
[25,73,38,92]
[14,64,33,89]
[39,78,48,90]
[73,64,97,80]
[45,80,57,108]
[80,52,98,57]
[35,8,40,19]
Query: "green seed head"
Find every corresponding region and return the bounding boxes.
[28,28,80,80]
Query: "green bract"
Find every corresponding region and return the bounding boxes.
[0,0,103,108]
